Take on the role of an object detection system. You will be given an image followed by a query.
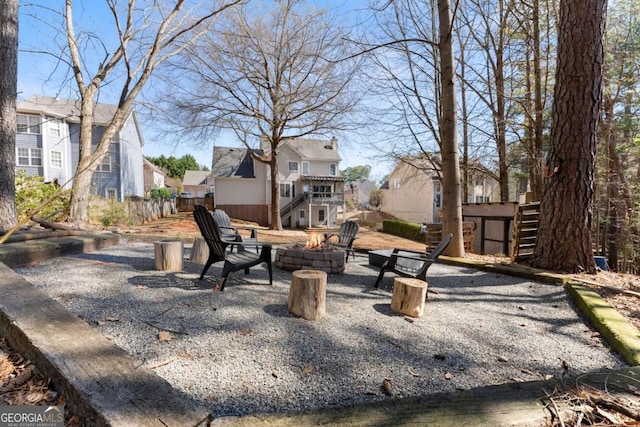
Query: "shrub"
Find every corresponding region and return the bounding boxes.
[15,170,71,223]
[150,188,172,199]
[382,219,424,243]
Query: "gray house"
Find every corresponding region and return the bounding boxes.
[16,96,144,201]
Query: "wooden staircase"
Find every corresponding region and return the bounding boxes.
[511,202,540,262]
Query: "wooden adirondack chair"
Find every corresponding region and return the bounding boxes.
[194,205,272,291]
[373,232,453,289]
[323,220,359,262]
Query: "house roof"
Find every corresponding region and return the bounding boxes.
[183,170,212,186]
[143,158,166,175]
[286,138,341,162]
[17,95,124,126]
[211,147,256,178]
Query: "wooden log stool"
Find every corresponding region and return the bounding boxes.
[189,237,209,265]
[391,277,427,318]
[288,270,327,321]
[154,239,184,272]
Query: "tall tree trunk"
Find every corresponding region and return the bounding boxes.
[495,0,508,202]
[0,0,19,233]
[531,0,607,273]
[438,0,464,257]
[532,0,544,201]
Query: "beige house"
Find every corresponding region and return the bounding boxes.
[211,137,345,228]
[381,156,499,224]
[142,158,167,196]
[182,170,212,197]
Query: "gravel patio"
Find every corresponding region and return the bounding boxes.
[14,240,626,420]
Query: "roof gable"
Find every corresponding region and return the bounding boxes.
[211,147,256,178]
[183,170,211,186]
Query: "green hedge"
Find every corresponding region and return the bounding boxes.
[382,219,424,243]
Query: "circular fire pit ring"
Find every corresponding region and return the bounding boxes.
[274,245,345,274]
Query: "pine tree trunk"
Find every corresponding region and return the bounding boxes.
[531,0,606,273]
[0,0,19,232]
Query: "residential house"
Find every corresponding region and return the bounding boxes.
[346,179,377,208]
[211,137,345,228]
[16,96,144,201]
[182,170,213,197]
[143,158,167,196]
[380,156,499,224]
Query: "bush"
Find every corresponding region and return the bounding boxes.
[382,219,424,243]
[15,170,71,223]
[150,188,172,199]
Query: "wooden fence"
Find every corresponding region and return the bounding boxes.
[215,204,269,227]
[175,197,214,213]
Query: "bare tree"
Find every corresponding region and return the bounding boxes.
[30,0,242,225]
[0,0,18,233]
[531,0,607,273]
[158,0,361,230]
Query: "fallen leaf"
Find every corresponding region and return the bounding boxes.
[511,377,525,383]
[545,374,554,380]
[104,335,114,341]
[591,331,600,338]
[302,364,315,374]
[519,323,527,327]
[520,369,534,376]
[404,316,416,323]
[105,317,120,322]
[408,367,421,377]
[497,355,509,363]
[96,320,106,326]
[444,372,453,380]
[157,331,173,341]
[272,371,279,378]
[382,378,393,395]
[433,353,446,361]
[517,306,525,310]
[239,328,254,336]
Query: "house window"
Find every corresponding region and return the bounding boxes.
[302,162,309,175]
[280,183,291,197]
[48,119,62,137]
[16,114,41,134]
[329,163,336,176]
[97,153,111,172]
[106,188,117,199]
[299,210,305,219]
[17,148,42,166]
[288,161,298,172]
[393,178,400,189]
[318,209,325,222]
[312,185,332,198]
[434,181,442,208]
[50,150,62,168]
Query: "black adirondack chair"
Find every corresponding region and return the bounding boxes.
[323,220,359,262]
[194,205,272,291]
[212,208,259,252]
[373,232,453,289]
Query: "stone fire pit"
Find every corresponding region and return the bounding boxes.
[274,245,345,274]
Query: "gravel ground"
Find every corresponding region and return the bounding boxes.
[15,241,626,419]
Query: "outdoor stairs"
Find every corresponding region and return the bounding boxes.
[280,193,308,222]
[511,201,540,262]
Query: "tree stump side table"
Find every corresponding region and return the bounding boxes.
[189,237,209,265]
[288,270,327,321]
[154,239,184,272]
[390,277,427,318]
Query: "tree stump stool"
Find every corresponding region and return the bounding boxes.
[189,237,209,265]
[391,277,427,318]
[288,270,327,321]
[154,239,184,272]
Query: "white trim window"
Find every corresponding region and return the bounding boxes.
[17,147,42,166]
[280,183,291,197]
[329,163,336,176]
[16,114,41,134]
[48,119,62,137]
[97,154,111,172]
[50,150,63,168]
[299,210,305,219]
[288,161,299,172]
[302,162,309,175]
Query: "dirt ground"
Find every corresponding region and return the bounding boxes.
[3,210,640,425]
